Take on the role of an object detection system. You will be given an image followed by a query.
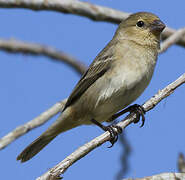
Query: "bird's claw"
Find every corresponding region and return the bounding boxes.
[129,104,146,127]
[90,119,122,147]
[104,125,122,148]
[111,104,146,127]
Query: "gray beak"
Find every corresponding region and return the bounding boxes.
[150,20,166,33]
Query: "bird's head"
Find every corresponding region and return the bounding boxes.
[115,12,166,48]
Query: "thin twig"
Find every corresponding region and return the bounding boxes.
[0,0,127,24]
[0,100,66,150]
[162,27,185,47]
[0,0,185,48]
[36,73,185,180]
[0,39,87,75]
[0,31,183,150]
[160,28,185,53]
[0,37,88,149]
[0,1,184,151]
[0,2,184,179]
[123,173,185,180]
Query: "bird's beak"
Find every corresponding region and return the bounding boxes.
[150,20,166,33]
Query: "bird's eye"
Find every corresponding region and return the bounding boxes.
[136,21,145,27]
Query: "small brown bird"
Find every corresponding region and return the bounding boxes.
[17,12,165,162]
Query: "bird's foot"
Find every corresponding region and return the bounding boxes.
[127,104,146,127]
[91,119,122,148]
[111,104,146,127]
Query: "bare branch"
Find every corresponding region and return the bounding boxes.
[0,39,87,75]
[0,38,88,149]
[0,0,128,23]
[0,1,184,179]
[142,73,185,112]
[0,23,184,152]
[160,28,185,53]
[0,0,184,161]
[162,27,185,47]
[123,173,185,180]
[37,73,185,180]
[0,0,185,48]
[0,100,66,150]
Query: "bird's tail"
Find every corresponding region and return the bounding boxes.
[17,108,77,162]
[16,133,57,162]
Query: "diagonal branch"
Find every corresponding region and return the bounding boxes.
[0,38,88,150]
[36,73,185,180]
[123,173,185,180]
[0,1,185,151]
[0,29,184,150]
[0,0,128,24]
[0,0,185,48]
[0,100,66,150]
[160,27,185,53]
[0,39,87,75]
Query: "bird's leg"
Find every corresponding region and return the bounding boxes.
[91,119,122,148]
[111,104,146,127]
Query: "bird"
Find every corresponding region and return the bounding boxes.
[17,12,165,162]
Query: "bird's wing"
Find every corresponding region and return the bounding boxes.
[63,40,115,110]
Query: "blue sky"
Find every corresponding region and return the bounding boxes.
[0,0,185,180]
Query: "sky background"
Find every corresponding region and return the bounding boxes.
[0,0,185,180]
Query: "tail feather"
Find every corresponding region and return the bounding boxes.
[17,108,78,162]
[17,134,56,162]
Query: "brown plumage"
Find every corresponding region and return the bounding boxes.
[17,12,165,162]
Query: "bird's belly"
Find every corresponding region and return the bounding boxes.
[74,56,155,124]
[92,67,153,122]
[93,86,140,122]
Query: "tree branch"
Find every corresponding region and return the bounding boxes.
[0,1,185,153]
[123,173,185,180]
[0,0,185,48]
[0,39,87,75]
[0,100,67,150]
[36,73,185,180]
[160,28,185,53]
[0,38,88,149]
[0,29,184,150]
[0,0,128,24]
[0,1,184,179]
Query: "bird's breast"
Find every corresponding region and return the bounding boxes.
[93,46,157,121]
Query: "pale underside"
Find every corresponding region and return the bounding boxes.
[65,39,157,125]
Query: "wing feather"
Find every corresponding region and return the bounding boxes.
[63,40,116,110]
